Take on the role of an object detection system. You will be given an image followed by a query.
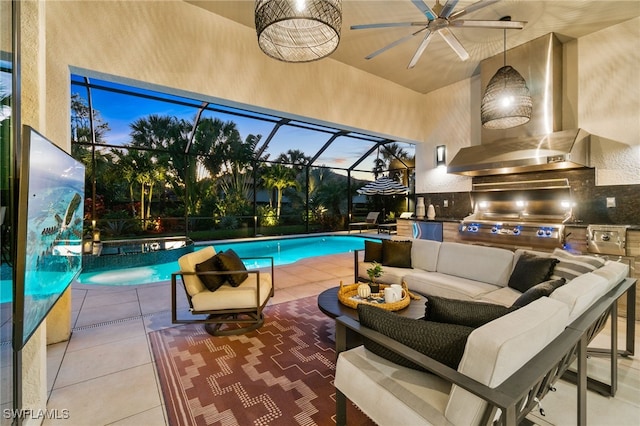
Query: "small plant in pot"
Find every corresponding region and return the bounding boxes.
[366,261,383,293]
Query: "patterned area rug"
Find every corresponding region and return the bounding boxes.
[149,296,374,426]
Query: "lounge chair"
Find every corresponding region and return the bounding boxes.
[377,211,414,234]
[348,212,380,233]
[171,247,274,336]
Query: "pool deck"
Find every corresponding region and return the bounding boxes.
[42,232,640,425]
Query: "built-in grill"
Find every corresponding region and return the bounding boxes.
[587,224,629,256]
[458,179,573,250]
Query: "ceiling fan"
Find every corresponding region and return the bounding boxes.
[351,0,526,68]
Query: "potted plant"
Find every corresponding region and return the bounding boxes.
[366,261,383,293]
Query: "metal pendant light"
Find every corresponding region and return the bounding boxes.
[255,0,342,63]
[481,17,532,130]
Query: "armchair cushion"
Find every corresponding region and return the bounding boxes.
[195,254,227,292]
[382,239,412,268]
[508,253,558,293]
[215,249,249,286]
[357,304,473,370]
[191,272,273,312]
[425,296,513,328]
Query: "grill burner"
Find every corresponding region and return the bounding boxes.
[459,179,572,250]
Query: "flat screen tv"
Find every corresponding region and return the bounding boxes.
[13,126,85,350]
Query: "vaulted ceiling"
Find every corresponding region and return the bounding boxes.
[189,0,640,94]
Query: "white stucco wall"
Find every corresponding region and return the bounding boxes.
[44,0,428,151]
[577,17,640,185]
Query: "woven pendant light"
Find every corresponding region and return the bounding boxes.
[255,0,342,63]
[481,17,532,129]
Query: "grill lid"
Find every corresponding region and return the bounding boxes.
[464,179,573,225]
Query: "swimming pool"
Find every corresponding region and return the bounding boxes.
[75,235,378,286]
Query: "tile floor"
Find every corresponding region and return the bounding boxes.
[43,251,640,425]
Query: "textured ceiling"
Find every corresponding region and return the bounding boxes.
[189,1,640,94]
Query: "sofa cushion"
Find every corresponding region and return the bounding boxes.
[215,249,249,286]
[550,272,610,322]
[511,278,566,308]
[445,297,569,426]
[425,296,513,328]
[475,287,521,307]
[436,242,514,286]
[195,254,227,292]
[364,240,383,263]
[357,304,473,370]
[508,253,558,293]
[335,346,452,426]
[592,261,629,291]
[404,271,500,301]
[357,262,406,285]
[550,248,606,282]
[411,239,441,272]
[382,239,412,268]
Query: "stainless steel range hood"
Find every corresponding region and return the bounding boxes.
[448,33,592,177]
[447,128,590,176]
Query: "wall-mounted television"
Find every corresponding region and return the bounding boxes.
[13,126,85,350]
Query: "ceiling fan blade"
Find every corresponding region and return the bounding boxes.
[440,0,460,18]
[449,0,499,21]
[365,27,429,60]
[438,27,469,61]
[410,0,437,21]
[408,30,433,69]
[351,22,429,30]
[451,19,526,29]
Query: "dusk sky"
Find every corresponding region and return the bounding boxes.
[70,74,414,179]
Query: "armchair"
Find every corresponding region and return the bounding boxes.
[171,247,274,336]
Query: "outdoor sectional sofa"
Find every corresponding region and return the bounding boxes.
[336,239,636,425]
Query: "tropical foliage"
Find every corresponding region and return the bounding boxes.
[70,92,413,240]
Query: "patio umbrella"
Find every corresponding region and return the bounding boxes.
[357,176,409,196]
[356,176,410,219]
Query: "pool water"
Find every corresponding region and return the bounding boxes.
[75,235,377,286]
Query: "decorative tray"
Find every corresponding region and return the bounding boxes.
[337,281,420,312]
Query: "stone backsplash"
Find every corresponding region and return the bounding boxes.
[417,169,639,225]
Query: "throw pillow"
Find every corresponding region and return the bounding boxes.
[363,240,383,263]
[550,248,606,282]
[508,253,559,293]
[511,278,566,308]
[195,254,227,292]
[424,296,514,328]
[357,304,473,371]
[381,239,412,268]
[215,249,249,287]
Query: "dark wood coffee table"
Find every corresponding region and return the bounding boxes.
[317,286,426,320]
[318,286,426,349]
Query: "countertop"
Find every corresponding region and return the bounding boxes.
[397,217,461,223]
[397,218,640,229]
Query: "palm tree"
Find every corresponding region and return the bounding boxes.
[276,149,310,174]
[379,142,412,182]
[261,164,297,219]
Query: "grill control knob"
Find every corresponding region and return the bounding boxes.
[537,229,545,236]
[491,227,498,233]
[513,228,521,235]
[545,230,552,237]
